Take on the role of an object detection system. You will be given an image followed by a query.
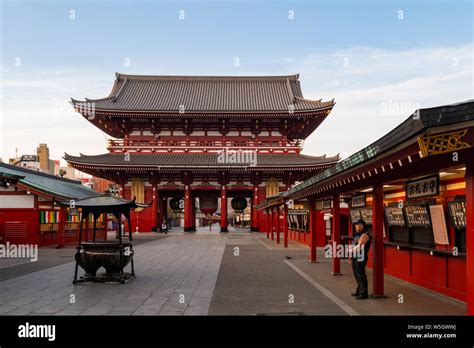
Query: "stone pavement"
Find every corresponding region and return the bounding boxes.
[0,232,226,315]
[0,233,167,281]
[209,234,466,315]
[0,229,466,316]
[208,234,346,315]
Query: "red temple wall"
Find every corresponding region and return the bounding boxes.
[363,184,467,302]
[0,209,38,245]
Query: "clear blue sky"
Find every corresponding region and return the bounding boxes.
[2,0,471,73]
[1,0,473,163]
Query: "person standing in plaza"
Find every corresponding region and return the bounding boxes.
[349,219,371,299]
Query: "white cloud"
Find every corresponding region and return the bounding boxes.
[0,43,472,167]
[298,44,473,158]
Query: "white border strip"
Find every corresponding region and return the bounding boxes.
[255,237,274,250]
[283,260,360,316]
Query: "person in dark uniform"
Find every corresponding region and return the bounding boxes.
[350,219,371,299]
[161,222,168,235]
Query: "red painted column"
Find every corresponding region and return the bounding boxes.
[309,199,317,262]
[190,196,196,232]
[266,209,270,238]
[184,185,192,232]
[372,184,385,297]
[120,183,126,199]
[276,205,281,244]
[283,204,289,248]
[85,214,90,241]
[251,185,259,232]
[103,213,108,241]
[271,208,275,240]
[466,161,474,315]
[151,184,158,231]
[158,197,165,228]
[220,186,228,232]
[57,206,66,248]
[332,194,341,275]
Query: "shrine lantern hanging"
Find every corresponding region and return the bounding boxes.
[231,197,247,213]
[170,197,183,213]
[199,196,218,216]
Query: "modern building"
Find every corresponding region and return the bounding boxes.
[9,144,58,175]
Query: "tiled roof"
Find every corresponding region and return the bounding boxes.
[0,163,101,200]
[71,73,334,113]
[58,195,149,208]
[283,99,474,198]
[64,153,340,168]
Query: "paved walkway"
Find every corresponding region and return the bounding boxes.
[209,234,465,315]
[0,233,226,315]
[209,234,346,315]
[0,229,466,315]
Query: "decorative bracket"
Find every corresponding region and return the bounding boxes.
[418,129,471,157]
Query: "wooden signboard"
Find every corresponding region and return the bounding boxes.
[406,175,439,200]
[351,193,366,208]
[429,205,449,245]
[322,200,332,210]
[288,209,308,215]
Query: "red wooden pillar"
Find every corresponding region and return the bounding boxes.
[309,199,317,262]
[220,186,228,232]
[266,209,270,238]
[57,206,66,248]
[271,208,275,240]
[276,205,281,244]
[466,161,474,315]
[184,185,193,232]
[283,204,289,248]
[120,183,126,198]
[251,185,259,232]
[103,212,108,241]
[158,197,165,228]
[164,197,168,226]
[190,196,196,232]
[85,214,90,241]
[372,184,385,297]
[332,194,341,275]
[151,184,158,231]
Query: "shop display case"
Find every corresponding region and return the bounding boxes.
[404,204,434,246]
[448,200,466,253]
[349,208,361,223]
[385,205,409,244]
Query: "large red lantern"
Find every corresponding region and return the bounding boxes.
[199,196,218,215]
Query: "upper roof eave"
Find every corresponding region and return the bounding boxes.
[114,72,301,82]
[71,103,335,115]
[282,99,474,198]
